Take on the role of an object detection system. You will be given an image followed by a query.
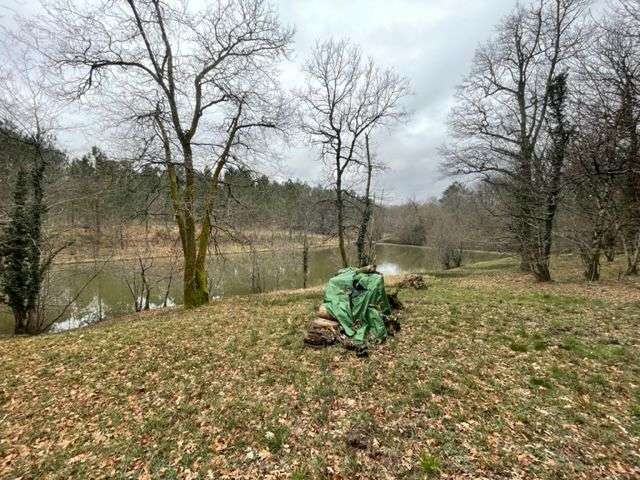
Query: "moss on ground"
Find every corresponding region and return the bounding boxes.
[1,256,639,479]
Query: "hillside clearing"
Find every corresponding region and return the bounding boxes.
[1,257,639,479]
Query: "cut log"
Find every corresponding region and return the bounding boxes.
[318,304,335,320]
[304,318,341,347]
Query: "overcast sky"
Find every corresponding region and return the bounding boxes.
[2,0,519,203]
[275,0,519,203]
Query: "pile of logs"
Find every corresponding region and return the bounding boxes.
[304,306,340,347]
[304,301,402,349]
[303,266,409,349]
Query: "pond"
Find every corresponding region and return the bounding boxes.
[0,244,505,333]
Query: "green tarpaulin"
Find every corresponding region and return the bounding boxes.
[322,267,392,344]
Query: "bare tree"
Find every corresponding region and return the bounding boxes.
[355,134,375,266]
[298,38,410,267]
[562,122,620,281]
[444,0,588,276]
[529,72,574,281]
[19,0,293,308]
[603,2,640,274]
[354,134,386,267]
[563,6,640,278]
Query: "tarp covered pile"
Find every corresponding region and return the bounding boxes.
[323,267,392,344]
[304,266,398,350]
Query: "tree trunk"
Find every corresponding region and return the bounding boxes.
[625,245,639,275]
[356,134,373,268]
[532,108,566,282]
[178,205,209,309]
[604,229,617,262]
[515,75,534,273]
[158,127,210,309]
[12,308,27,335]
[94,197,101,257]
[356,206,372,267]
[13,306,42,335]
[532,252,552,282]
[581,230,603,282]
[514,181,533,273]
[336,177,349,267]
[183,244,209,308]
[302,234,309,288]
[249,247,261,294]
[183,262,209,308]
[622,231,640,276]
[26,308,40,334]
[582,251,601,282]
[163,268,174,308]
[532,202,556,282]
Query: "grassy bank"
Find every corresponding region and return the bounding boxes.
[54,226,335,265]
[1,257,639,479]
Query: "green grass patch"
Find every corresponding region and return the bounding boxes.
[419,452,442,476]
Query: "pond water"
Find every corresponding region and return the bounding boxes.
[0,244,504,333]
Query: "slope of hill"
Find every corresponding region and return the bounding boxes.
[1,258,639,479]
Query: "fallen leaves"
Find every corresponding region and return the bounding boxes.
[1,259,640,478]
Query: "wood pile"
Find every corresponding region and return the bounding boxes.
[303,317,340,347]
[304,265,406,350]
[304,299,402,348]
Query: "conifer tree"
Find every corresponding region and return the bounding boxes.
[1,168,33,333]
[0,142,48,334]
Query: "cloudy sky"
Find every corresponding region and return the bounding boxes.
[275,0,518,203]
[2,0,519,203]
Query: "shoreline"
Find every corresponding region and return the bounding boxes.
[52,241,340,266]
[53,242,510,267]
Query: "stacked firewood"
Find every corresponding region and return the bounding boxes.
[304,301,403,348]
[303,306,340,347]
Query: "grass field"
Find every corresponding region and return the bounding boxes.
[1,255,639,479]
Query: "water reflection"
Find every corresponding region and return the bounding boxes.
[377,261,401,275]
[0,244,504,333]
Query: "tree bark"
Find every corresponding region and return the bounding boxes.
[336,173,349,268]
[531,73,571,282]
[356,134,374,267]
[622,231,640,275]
[12,308,27,335]
[514,140,534,273]
[13,306,41,335]
[156,117,211,309]
[582,251,601,281]
[302,234,309,288]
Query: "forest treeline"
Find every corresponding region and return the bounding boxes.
[0,123,342,255]
[1,119,494,263]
